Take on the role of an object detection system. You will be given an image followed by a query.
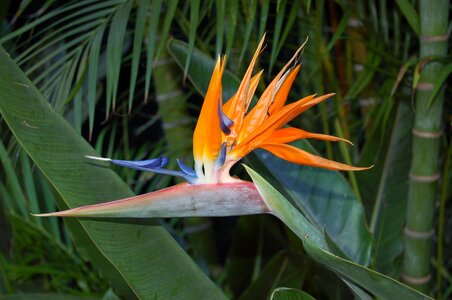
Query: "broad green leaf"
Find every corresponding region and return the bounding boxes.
[245,166,432,300]
[0,46,226,299]
[250,145,372,266]
[271,287,316,300]
[358,100,413,276]
[0,294,97,300]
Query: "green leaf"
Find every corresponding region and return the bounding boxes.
[358,100,413,275]
[245,166,432,300]
[128,0,149,111]
[215,0,225,55]
[239,252,308,300]
[143,0,162,101]
[427,62,452,107]
[0,294,97,300]
[258,0,270,41]
[238,0,258,65]
[106,0,132,114]
[87,24,105,140]
[0,46,226,299]
[167,39,241,100]
[226,215,288,296]
[155,0,179,60]
[395,0,420,35]
[271,287,316,300]
[183,0,200,78]
[250,144,372,266]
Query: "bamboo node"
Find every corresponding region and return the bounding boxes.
[420,34,449,43]
[358,98,375,107]
[154,58,174,68]
[412,128,442,138]
[156,90,183,102]
[403,227,435,239]
[401,273,431,285]
[416,82,434,91]
[347,18,363,28]
[409,172,440,182]
[353,64,364,72]
[162,117,192,129]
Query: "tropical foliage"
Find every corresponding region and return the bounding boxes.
[0,0,450,299]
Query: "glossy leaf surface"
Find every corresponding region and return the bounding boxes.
[246,166,431,300]
[0,46,226,299]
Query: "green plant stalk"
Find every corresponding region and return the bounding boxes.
[402,0,448,292]
[436,137,452,299]
[153,46,218,266]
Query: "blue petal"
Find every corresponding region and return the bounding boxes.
[111,156,168,171]
[177,159,197,178]
[218,99,233,134]
[109,156,197,184]
[215,142,227,167]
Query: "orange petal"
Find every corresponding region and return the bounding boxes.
[224,34,266,135]
[260,143,371,171]
[263,127,352,145]
[238,65,301,143]
[231,93,334,157]
[223,70,263,116]
[268,65,301,115]
[193,56,226,162]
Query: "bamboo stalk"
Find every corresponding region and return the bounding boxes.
[402,0,449,292]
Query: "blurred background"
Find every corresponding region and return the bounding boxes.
[0,0,450,299]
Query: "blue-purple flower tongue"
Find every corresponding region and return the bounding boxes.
[111,157,168,170]
[86,155,197,184]
[177,159,197,178]
[218,99,233,134]
[215,142,227,167]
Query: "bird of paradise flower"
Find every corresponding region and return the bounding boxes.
[35,35,369,219]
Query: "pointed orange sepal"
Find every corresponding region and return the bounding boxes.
[193,56,226,163]
[263,127,352,145]
[260,143,371,171]
[224,34,266,138]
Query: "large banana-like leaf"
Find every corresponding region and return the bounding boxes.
[357,100,413,276]
[0,46,226,299]
[167,38,372,266]
[245,166,431,300]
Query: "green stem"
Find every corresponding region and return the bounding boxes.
[436,137,452,299]
[402,0,449,292]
